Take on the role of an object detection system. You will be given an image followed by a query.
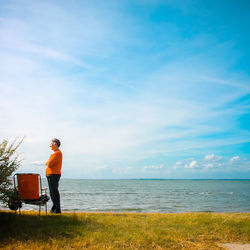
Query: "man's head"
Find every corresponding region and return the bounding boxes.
[50,138,61,151]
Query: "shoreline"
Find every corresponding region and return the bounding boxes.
[2,208,250,214]
[1,209,250,214]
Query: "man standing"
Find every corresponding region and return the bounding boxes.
[46,138,63,214]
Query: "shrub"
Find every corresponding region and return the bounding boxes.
[0,137,24,205]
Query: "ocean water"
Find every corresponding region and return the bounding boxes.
[2,179,250,213]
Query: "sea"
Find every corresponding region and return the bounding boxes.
[1,179,250,213]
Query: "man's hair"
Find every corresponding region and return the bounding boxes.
[51,138,61,147]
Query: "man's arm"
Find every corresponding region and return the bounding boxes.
[46,152,60,168]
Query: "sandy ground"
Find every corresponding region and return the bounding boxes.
[220,243,250,250]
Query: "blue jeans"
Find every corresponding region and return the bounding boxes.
[47,174,61,213]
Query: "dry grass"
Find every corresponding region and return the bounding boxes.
[0,211,249,249]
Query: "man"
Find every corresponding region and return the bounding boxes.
[46,138,63,214]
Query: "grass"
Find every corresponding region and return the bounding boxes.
[0,210,249,249]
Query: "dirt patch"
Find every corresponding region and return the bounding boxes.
[220,243,250,250]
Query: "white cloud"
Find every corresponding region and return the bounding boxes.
[204,154,222,161]
[144,165,164,170]
[227,156,250,171]
[175,161,183,166]
[30,160,45,166]
[174,154,250,174]
[95,165,109,170]
[204,163,214,168]
[184,160,197,169]
[204,154,214,160]
[230,156,240,162]
[190,160,197,168]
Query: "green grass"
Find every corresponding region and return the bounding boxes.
[0,211,249,249]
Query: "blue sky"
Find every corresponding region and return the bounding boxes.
[0,0,249,179]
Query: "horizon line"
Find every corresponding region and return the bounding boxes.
[53,178,250,181]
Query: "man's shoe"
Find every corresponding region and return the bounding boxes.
[50,208,56,213]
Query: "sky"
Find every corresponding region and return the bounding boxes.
[0,0,249,179]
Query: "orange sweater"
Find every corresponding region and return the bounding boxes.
[46,150,63,176]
